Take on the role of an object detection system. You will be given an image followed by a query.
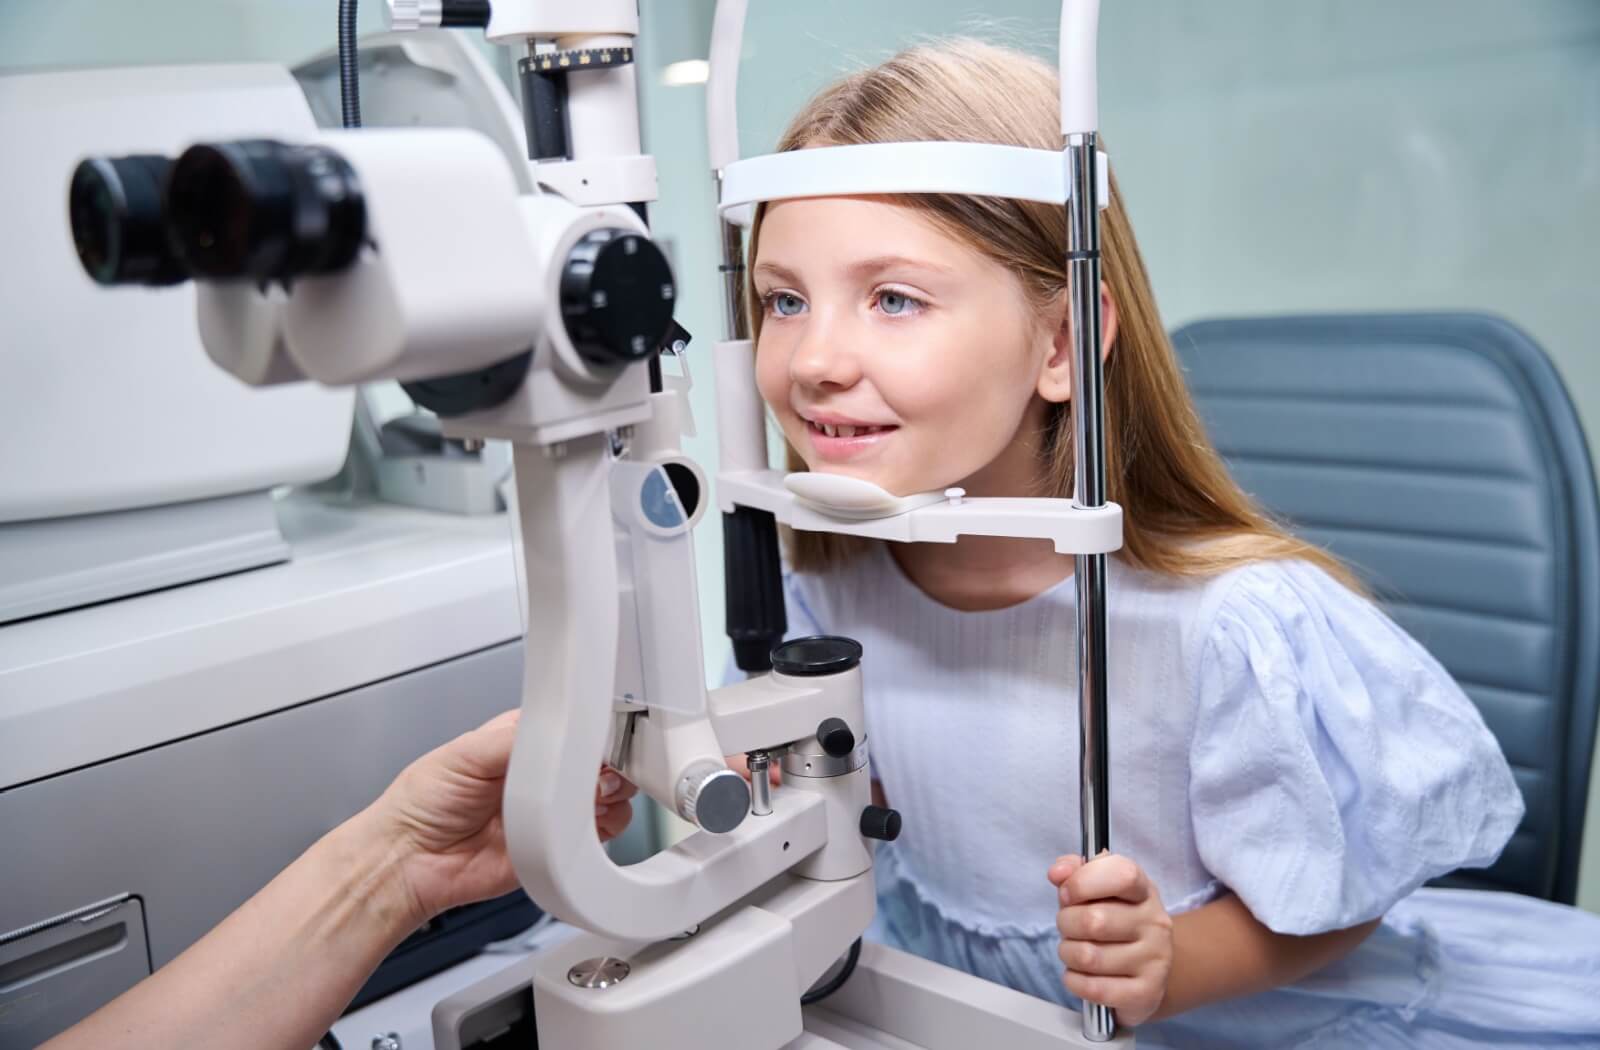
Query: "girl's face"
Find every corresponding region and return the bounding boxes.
[753,195,1067,498]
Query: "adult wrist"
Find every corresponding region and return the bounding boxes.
[333,805,432,939]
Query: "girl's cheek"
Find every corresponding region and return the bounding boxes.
[753,349,785,407]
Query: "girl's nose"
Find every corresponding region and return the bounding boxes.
[789,318,862,391]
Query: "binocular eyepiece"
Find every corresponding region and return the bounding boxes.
[69,155,186,286]
[69,140,367,288]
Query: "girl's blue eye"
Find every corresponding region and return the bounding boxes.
[771,292,805,317]
[878,291,917,316]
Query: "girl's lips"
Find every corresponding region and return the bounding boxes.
[805,419,898,462]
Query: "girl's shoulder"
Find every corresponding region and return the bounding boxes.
[1090,552,1374,662]
[1191,555,1405,674]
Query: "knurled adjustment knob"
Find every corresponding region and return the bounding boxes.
[860,805,902,842]
[559,228,676,366]
[817,717,856,758]
[676,761,750,835]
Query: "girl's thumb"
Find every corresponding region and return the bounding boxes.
[1047,854,1084,886]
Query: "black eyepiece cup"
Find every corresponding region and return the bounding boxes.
[166,140,366,285]
[68,155,187,287]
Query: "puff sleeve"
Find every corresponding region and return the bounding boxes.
[1188,561,1524,935]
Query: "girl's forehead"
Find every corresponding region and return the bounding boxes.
[762,195,942,234]
[755,196,989,273]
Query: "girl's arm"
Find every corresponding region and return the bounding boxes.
[1051,854,1379,1026]
[1155,891,1379,1021]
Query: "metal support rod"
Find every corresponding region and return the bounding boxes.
[747,750,772,816]
[715,176,749,341]
[1065,131,1115,1044]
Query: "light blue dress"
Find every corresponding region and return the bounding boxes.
[762,544,1600,1048]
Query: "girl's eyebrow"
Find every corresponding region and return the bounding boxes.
[752,260,802,285]
[845,255,956,280]
[752,255,955,284]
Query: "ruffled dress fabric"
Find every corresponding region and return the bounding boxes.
[758,546,1600,1048]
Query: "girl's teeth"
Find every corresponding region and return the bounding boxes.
[815,421,887,438]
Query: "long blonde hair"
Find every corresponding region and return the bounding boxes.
[749,39,1356,588]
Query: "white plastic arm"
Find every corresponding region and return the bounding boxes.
[500,437,828,943]
[707,0,747,171]
[1060,0,1100,135]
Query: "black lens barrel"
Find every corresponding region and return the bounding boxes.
[166,140,366,284]
[68,155,188,287]
[68,140,366,289]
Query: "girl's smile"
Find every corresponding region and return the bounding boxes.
[798,410,899,463]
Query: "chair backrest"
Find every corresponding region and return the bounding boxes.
[1171,313,1600,904]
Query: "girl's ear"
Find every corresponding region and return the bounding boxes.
[1037,280,1119,404]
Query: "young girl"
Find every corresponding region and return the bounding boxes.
[740,39,1600,1048]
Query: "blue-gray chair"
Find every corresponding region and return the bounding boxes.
[1171,312,1600,904]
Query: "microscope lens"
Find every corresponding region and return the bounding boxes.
[167,140,365,285]
[68,155,187,287]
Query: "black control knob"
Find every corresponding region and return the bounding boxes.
[770,636,863,677]
[559,228,676,366]
[860,806,902,842]
[817,717,856,758]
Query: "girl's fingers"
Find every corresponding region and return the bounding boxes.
[1057,937,1151,978]
[1047,854,1085,887]
[1061,970,1160,1019]
[1057,901,1143,943]
[1063,853,1148,905]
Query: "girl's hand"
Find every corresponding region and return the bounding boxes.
[1047,853,1174,1028]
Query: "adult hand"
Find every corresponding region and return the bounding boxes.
[726,751,782,786]
[368,709,638,925]
[39,709,640,1050]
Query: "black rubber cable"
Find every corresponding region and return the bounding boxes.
[800,937,863,1006]
[338,0,361,128]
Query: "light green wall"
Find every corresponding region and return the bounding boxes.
[0,0,502,72]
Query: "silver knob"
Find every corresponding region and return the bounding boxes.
[385,0,441,32]
[568,956,631,989]
[676,761,750,834]
[371,1034,402,1050]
